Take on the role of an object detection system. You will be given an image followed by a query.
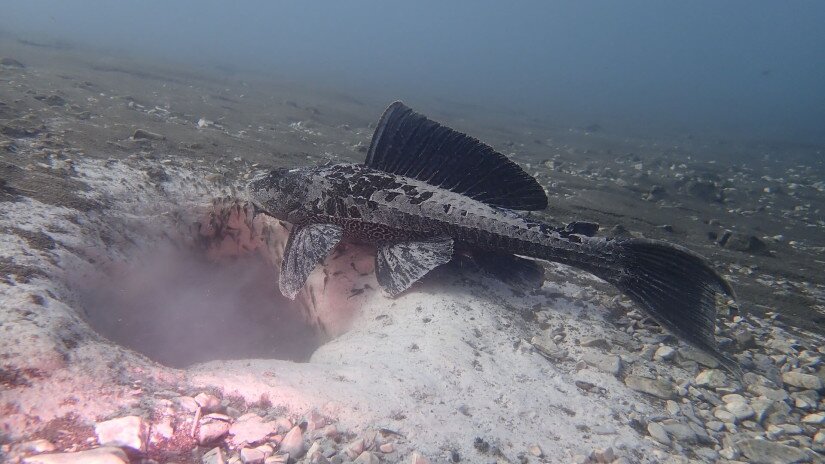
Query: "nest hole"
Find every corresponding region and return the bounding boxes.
[71,239,322,368]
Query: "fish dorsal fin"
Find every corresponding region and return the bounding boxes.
[365,102,548,211]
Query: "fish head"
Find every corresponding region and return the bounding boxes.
[246,167,309,220]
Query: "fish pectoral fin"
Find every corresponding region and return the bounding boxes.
[375,237,454,297]
[280,223,343,299]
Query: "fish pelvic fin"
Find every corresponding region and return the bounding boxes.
[604,238,742,378]
[375,237,454,297]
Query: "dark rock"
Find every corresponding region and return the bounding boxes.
[731,329,757,349]
[686,180,722,202]
[45,95,67,106]
[1,57,25,68]
[609,224,630,237]
[718,231,768,254]
[132,129,165,140]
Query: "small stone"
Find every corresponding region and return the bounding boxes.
[580,336,611,350]
[660,420,697,443]
[22,447,129,464]
[95,416,148,453]
[264,454,289,464]
[695,369,727,388]
[705,420,724,432]
[713,408,736,423]
[527,444,543,457]
[647,422,670,445]
[240,447,265,464]
[198,416,232,445]
[410,452,430,464]
[572,455,589,464]
[531,335,569,361]
[791,390,819,409]
[665,400,680,416]
[736,438,810,463]
[694,448,719,462]
[749,384,789,402]
[782,371,824,391]
[654,346,676,361]
[18,440,56,454]
[203,447,226,464]
[592,447,614,463]
[353,451,379,464]
[802,412,825,424]
[725,402,755,421]
[273,417,293,434]
[379,443,394,453]
[132,129,165,141]
[625,375,675,399]
[719,447,739,460]
[229,414,275,446]
[581,352,623,376]
[175,396,201,412]
[194,393,222,413]
[1,57,25,68]
[345,438,365,459]
[279,425,304,458]
[679,347,720,368]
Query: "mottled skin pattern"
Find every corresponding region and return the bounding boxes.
[248,163,621,275]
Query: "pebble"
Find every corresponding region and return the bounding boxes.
[344,438,365,460]
[693,448,719,462]
[791,390,819,409]
[1,57,25,68]
[591,447,614,463]
[725,401,755,421]
[580,336,611,350]
[203,447,226,464]
[647,422,671,445]
[694,369,727,388]
[379,443,395,453]
[665,400,680,416]
[240,447,265,464]
[802,412,825,424]
[175,396,201,413]
[22,447,129,464]
[679,347,720,368]
[409,452,430,464]
[713,408,737,423]
[229,414,275,446]
[132,129,165,141]
[527,444,543,457]
[736,438,810,463]
[782,371,824,391]
[660,420,697,444]
[279,425,305,458]
[625,375,675,399]
[581,351,623,376]
[194,393,222,413]
[705,420,724,432]
[654,346,676,361]
[263,454,289,464]
[353,451,379,464]
[18,440,56,454]
[94,416,147,453]
[198,415,232,445]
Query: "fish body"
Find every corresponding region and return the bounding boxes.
[248,102,739,374]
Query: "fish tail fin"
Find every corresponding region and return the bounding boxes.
[599,238,742,378]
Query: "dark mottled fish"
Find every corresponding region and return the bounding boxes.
[248,102,740,374]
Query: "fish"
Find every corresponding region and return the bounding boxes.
[248,101,740,374]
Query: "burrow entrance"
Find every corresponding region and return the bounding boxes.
[65,205,323,369]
